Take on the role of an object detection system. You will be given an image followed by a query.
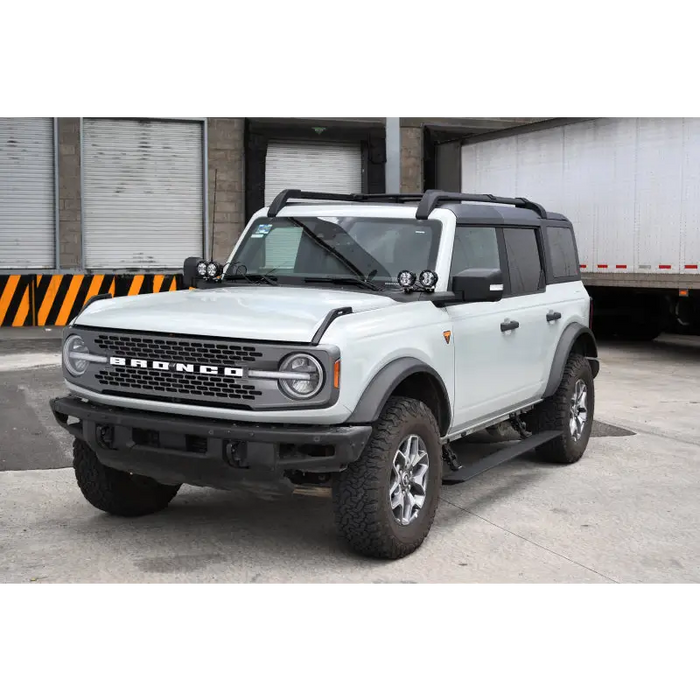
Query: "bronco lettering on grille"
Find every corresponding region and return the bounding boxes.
[108,356,244,377]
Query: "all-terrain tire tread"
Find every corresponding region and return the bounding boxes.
[332,397,441,560]
[526,353,594,464]
[73,439,180,517]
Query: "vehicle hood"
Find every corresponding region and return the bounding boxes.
[74,285,398,343]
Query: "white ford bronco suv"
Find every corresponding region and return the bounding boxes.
[50,189,599,560]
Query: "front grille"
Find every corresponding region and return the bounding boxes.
[96,366,263,402]
[94,334,263,365]
[91,332,267,408]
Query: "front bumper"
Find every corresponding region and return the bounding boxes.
[50,396,372,489]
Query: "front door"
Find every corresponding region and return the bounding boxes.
[446,225,548,432]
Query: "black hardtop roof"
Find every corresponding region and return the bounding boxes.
[267,189,571,226]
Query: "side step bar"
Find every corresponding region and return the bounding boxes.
[442,431,561,485]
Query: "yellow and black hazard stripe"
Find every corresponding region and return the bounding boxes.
[0,273,183,327]
[0,275,34,327]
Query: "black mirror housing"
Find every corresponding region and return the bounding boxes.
[183,257,204,288]
[451,268,504,303]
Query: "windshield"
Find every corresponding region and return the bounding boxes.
[225,216,442,290]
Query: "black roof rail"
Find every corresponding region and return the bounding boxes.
[267,188,548,220]
[267,190,425,217]
[415,190,548,220]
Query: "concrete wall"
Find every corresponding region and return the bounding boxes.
[207,118,245,260]
[400,124,423,193]
[57,118,82,269]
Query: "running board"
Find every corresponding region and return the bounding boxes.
[442,431,561,485]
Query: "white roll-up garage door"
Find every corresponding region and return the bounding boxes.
[264,140,363,206]
[83,119,204,270]
[0,118,55,269]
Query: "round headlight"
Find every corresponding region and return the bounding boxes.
[279,353,324,400]
[196,261,208,277]
[63,334,89,376]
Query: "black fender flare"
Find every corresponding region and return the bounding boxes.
[544,322,600,398]
[345,357,451,431]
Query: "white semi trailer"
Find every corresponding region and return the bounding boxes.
[460,118,700,339]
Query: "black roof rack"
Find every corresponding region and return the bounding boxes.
[415,190,548,220]
[266,188,548,220]
[267,190,425,217]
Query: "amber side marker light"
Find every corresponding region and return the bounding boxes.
[334,360,341,389]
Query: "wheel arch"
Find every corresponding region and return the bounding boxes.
[345,358,452,436]
[544,322,599,398]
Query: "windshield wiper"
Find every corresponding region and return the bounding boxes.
[303,276,382,292]
[226,273,278,286]
[225,262,278,286]
[287,217,379,289]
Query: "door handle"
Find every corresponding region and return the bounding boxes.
[500,319,520,332]
[546,311,562,322]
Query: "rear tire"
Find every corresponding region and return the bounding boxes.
[73,439,181,517]
[525,354,595,464]
[332,397,442,560]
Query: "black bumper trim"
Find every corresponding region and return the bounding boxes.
[50,396,372,488]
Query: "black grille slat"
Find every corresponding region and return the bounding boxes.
[94,334,263,365]
[96,366,263,402]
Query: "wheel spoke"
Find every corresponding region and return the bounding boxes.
[411,463,429,493]
[413,450,428,468]
[402,492,414,524]
[408,436,419,465]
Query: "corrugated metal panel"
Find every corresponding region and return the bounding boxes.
[0,118,55,269]
[264,140,362,206]
[263,140,362,270]
[635,119,684,272]
[83,119,204,270]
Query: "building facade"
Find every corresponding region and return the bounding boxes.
[0,116,540,326]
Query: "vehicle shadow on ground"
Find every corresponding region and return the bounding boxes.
[67,484,343,566]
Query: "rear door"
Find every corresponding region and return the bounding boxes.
[540,224,591,371]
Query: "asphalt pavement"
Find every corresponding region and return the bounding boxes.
[1,331,699,583]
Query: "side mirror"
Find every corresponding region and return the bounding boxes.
[451,268,504,303]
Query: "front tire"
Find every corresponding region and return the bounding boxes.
[73,439,181,517]
[332,397,442,560]
[525,353,595,464]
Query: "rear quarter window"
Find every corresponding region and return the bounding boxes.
[544,226,580,280]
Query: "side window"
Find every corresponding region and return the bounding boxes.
[503,228,544,296]
[450,227,500,278]
[544,226,579,280]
